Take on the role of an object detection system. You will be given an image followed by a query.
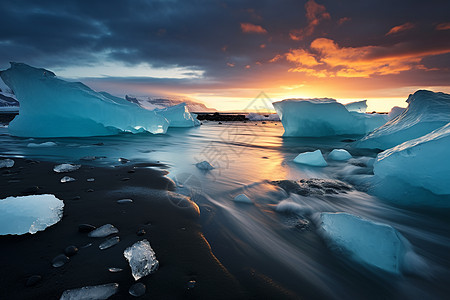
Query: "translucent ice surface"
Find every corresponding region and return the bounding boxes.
[0,158,14,168]
[273,98,388,137]
[293,150,327,167]
[328,149,352,161]
[155,103,201,127]
[0,63,170,137]
[60,283,119,300]
[0,194,64,235]
[88,224,119,238]
[124,239,159,281]
[234,194,253,204]
[53,164,81,173]
[359,90,450,149]
[195,160,215,170]
[318,212,418,274]
[344,100,367,113]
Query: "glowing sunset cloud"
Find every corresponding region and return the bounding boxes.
[240,23,267,34]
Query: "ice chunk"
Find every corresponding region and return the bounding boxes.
[123,239,159,281]
[293,150,327,167]
[61,176,76,183]
[328,149,352,161]
[388,106,406,120]
[233,194,253,204]
[344,100,367,113]
[318,212,415,274]
[0,194,64,235]
[195,160,214,170]
[372,122,450,206]
[116,199,133,204]
[358,90,450,149]
[0,158,14,168]
[60,283,119,300]
[88,224,119,238]
[129,283,146,297]
[27,142,57,147]
[99,236,120,250]
[273,98,388,137]
[155,103,200,127]
[246,112,280,121]
[0,63,170,137]
[52,254,69,268]
[54,164,81,173]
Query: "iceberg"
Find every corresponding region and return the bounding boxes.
[155,103,200,127]
[328,149,352,161]
[0,63,170,137]
[372,122,450,206]
[344,100,367,113]
[124,239,159,280]
[293,150,327,167]
[60,283,119,300]
[318,212,419,274]
[358,90,450,149]
[273,98,388,137]
[0,194,64,235]
[388,106,406,120]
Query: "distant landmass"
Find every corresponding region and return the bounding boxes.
[125,95,217,112]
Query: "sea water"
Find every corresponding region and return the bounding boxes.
[0,122,449,299]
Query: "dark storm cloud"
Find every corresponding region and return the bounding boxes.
[0,0,449,82]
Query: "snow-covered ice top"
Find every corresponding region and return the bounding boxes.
[358,90,450,149]
[373,122,450,205]
[318,212,419,274]
[344,100,367,113]
[293,150,328,167]
[0,194,64,235]
[0,63,190,137]
[273,98,388,137]
[124,239,159,281]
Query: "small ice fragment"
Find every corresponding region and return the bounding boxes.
[0,194,64,235]
[61,176,76,183]
[328,149,352,161]
[27,142,57,147]
[99,236,120,250]
[195,161,214,170]
[187,280,196,290]
[0,159,14,168]
[119,158,129,164]
[123,239,159,281]
[60,283,119,300]
[88,224,119,238]
[293,150,327,167]
[129,283,146,297]
[108,267,123,273]
[233,194,253,204]
[117,199,133,204]
[53,164,81,173]
[52,254,69,268]
[87,178,95,182]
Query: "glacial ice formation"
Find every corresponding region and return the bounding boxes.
[328,149,352,161]
[273,98,388,137]
[293,150,327,167]
[358,90,450,149]
[234,194,253,204]
[388,106,406,120]
[124,239,159,280]
[155,103,201,127]
[196,160,215,170]
[0,63,175,137]
[318,212,417,274]
[0,194,64,235]
[60,283,119,300]
[344,100,367,113]
[372,122,450,206]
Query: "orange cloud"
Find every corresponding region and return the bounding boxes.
[386,22,415,36]
[337,17,350,25]
[290,0,330,41]
[285,38,450,78]
[240,23,267,34]
[436,22,450,30]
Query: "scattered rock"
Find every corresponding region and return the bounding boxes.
[86,189,94,193]
[128,170,135,174]
[117,199,133,204]
[64,245,79,257]
[72,196,81,200]
[121,177,131,181]
[136,229,146,236]
[186,280,196,290]
[87,178,95,182]
[26,275,42,287]
[108,267,123,273]
[52,254,69,268]
[129,283,146,297]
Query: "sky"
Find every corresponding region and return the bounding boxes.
[1,0,450,112]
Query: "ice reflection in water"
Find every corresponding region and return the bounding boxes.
[1,122,449,299]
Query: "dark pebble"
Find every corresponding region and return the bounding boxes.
[93,142,104,146]
[121,177,130,181]
[127,170,135,174]
[136,229,146,236]
[52,254,69,268]
[218,122,222,124]
[64,245,79,256]
[26,275,42,287]
[86,189,94,192]
[78,224,96,233]
[72,196,81,200]
[187,280,196,290]
[341,139,356,143]
[22,186,41,195]
[129,283,146,297]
